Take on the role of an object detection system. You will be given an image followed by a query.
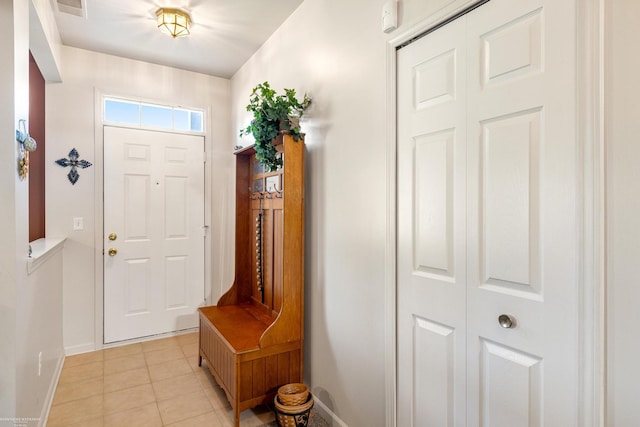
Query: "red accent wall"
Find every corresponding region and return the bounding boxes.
[29,52,46,242]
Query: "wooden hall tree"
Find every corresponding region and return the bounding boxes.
[198,133,305,426]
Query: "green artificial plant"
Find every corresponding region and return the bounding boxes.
[240,82,311,171]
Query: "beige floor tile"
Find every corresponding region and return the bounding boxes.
[144,347,185,366]
[152,373,202,401]
[141,336,180,353]
[67,416,104,427]
[216,405,275,427]
[165,411,222,427]
[47,395,103,427]
[187,354,203,371]
[157,390,213,425]
[176,332,198,346]
[104,366,150,393]
[180,342,199,358]
[103,352,146,376]
[202,381,232,412]
[103,383,156,415]
[148,357,193,382]
[194,366,219,390]
[58,361,104,385]
[52,377,103,405]
[103,342,142,360]
[64,350,104,368]
[104,402,162,427]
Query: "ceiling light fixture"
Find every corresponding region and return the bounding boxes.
[156,8,191,38]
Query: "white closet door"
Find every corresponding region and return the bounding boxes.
[465,0,578,425]
[397,0,579,425]
[397,16,468,427]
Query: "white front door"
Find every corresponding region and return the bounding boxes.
[104,126,205,343]
[397,0,578,425]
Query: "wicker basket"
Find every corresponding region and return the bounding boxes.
[274,393,314,427]
[277,383,309,406]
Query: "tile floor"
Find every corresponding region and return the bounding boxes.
[47,332,276,426]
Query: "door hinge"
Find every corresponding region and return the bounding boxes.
[203,151,207,163]
[202,225,209,237]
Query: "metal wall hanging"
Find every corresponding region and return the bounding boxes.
[55,148,92,185]
[16,119,37,180]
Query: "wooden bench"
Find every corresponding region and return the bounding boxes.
[198,134,305,426]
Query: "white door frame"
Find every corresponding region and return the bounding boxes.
[383,1,606,426]
[92,90,213,348]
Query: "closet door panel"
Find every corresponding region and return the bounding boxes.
[466,0,578,425]
[397,16,468,427]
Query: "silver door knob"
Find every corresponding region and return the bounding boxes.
[498,314,515,329]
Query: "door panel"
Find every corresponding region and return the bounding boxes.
[104,126,205,343]
[397,16,468,427]
[466,0,577,425]
[479,339,542,427]
[397,0,578,425]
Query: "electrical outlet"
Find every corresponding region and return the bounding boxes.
[38,351,42,376]
[73,217,84,230]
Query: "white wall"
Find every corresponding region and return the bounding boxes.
[29,0,62,81]
[0,0,64,424]
[606,0,640,425]
[0,1,30,423]
[231,0,472,424]
[18,247,64,424]
[46,46,235,353]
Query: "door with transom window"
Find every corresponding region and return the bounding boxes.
[103,126,205,343]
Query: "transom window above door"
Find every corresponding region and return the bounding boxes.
[104,97,204,132]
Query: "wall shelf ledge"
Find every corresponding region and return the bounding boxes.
[27,237,66,274]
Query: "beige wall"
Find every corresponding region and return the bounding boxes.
[0,0,29,419]
[46,46,234,353]
[231,0,478,424]
[606,0,640,424]
[18,247,64,422]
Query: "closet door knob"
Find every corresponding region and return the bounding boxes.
[498,314,515,329]
[108,248,118,257]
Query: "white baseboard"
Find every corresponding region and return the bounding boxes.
[39,353,65,427]
[314,397,349,427]
[64,342,96,356]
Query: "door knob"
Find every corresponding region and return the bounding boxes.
[108,248,118,257]
[498,314,516,329]
[108,233,117,241]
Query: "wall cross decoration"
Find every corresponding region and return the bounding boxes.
[55,148,92,185]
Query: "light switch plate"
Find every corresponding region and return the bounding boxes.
[73,217,84,230]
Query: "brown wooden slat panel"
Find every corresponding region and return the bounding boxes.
[253,358,266,397]
[240,361,253,401]
[266,355,278,393]
[289,349,301,383]
[273,209,284,313]
[263,207,274,309]
[277,352,291,386]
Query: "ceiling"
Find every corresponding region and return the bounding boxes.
[51,0,304,78]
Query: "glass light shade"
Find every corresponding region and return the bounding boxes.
[156,8,191,38]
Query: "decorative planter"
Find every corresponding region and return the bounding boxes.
[274,392,314,427]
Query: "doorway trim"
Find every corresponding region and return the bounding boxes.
[383,1,606,426]
[93,89,213,349]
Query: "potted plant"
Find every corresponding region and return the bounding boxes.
[240,82,311,171]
